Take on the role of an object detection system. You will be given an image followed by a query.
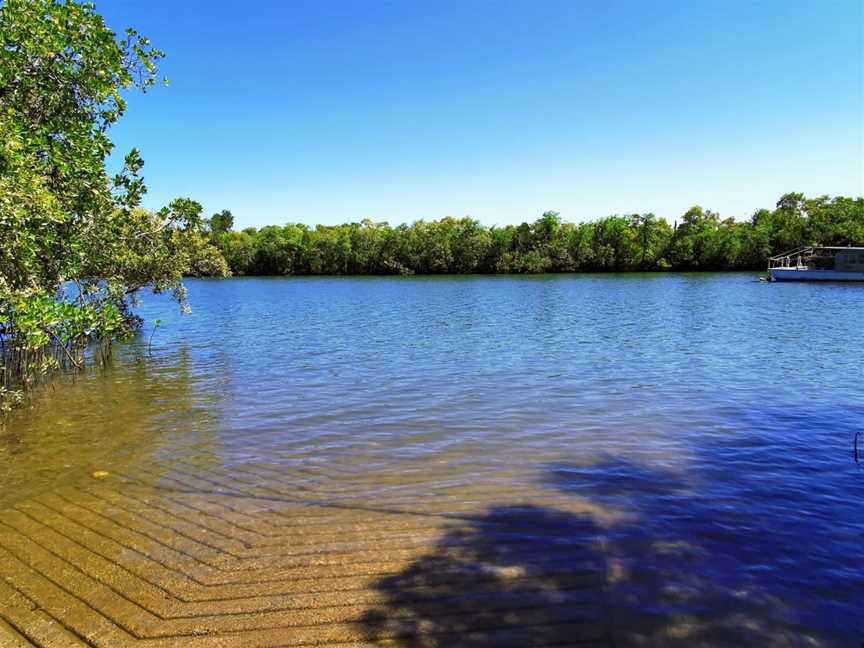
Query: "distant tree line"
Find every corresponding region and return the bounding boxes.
[203,193,863,276]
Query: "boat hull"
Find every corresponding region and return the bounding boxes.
[769,269,864,282]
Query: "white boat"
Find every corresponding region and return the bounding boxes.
[768,246,864,282]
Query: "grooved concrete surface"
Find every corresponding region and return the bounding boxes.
[0,457,615,647]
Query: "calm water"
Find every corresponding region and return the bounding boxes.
[2,273,863,646]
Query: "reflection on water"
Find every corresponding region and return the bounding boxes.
[1,273,862,646]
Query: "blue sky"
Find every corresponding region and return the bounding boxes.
[102,0,863,230]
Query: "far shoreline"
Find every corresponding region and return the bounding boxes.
[186,269,765,279]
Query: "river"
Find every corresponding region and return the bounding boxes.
[1,273,862,646]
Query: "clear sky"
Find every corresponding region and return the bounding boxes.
[102,0,864,230]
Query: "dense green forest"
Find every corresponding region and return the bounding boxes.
[205,194,864,276]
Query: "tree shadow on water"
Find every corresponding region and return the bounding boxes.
[358,457,852,647]
[360,504,613,647]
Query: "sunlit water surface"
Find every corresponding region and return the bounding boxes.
[2,274,862,646]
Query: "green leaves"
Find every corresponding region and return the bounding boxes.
[0,1,224,407]
[112,147,147,209]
